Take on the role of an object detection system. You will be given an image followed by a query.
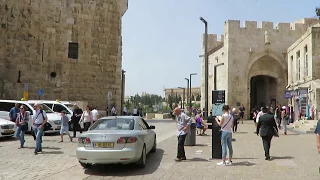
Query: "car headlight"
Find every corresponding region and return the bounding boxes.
[53,120,61,125]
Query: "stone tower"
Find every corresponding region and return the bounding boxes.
[0,0,128,110]
[201,18,320,118]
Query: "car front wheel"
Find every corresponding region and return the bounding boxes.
[79,161,92,169]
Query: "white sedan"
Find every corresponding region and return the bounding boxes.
[76,116,156,168]
[0,118,16,138]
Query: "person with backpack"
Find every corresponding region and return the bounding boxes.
[32,103,48,155]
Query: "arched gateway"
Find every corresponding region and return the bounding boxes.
[246,54,287,117]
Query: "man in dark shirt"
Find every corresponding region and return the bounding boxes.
[71,104,83,138]
[315,120,320,154]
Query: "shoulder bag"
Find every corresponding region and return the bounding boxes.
[218,116,232,135]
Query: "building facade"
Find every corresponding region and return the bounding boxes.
[201,18,320,118]
[287,24,320,120]
[0,0,128,110]
[164,87,201,102]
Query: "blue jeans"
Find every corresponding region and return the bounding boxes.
[221,131,233,158]
[34,124,44,150]
[15,126,25,147]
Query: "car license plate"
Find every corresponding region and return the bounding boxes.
[56,126,61,129]
[95,142,114,148]
[4,130,13,133]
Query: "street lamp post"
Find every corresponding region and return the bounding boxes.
[185,78,189,110]
[214,63,224,90]
[200,16,209,120]
[121,69,126,115]
[189,73,197,109]
[178,87,185,109]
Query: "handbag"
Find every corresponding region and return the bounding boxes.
[273,127,279,137]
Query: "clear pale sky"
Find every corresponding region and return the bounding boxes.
[122,0,318,97]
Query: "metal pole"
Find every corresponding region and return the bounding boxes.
[183,88,185,109]
[121,70,126,115]
[185,78,189,110]
[200,17,208,120]
[189,74,192,108]
[214,66,217,90]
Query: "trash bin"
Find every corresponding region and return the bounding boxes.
[211,117,222,159]
[184,122,196,146]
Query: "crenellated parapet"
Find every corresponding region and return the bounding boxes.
[203,34,224,55]
[224,18,320,35]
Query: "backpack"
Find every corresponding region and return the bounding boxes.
[35,110,49,131]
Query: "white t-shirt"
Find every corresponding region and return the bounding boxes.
[221,113,233,132]
[91,109,99,121]
[123,107,127,112]
[133,108,138,114]
[256,111,264,123]
[81,111,92,123]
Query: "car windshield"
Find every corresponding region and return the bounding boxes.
[28,103,54,113]
[90,118,135,131]
[64,104,74,111]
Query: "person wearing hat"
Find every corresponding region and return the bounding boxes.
[59,110,72,142]
[32,103,47,155]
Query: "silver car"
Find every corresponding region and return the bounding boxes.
[76,116,157,168]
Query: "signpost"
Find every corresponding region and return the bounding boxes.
[107,91,112,115]
[38,89,43,100]
[210,90,225,159]
[23,83,28,100]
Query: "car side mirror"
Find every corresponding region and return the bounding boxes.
[149,125,155,129]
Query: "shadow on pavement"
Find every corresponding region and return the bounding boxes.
[0,137,17,142]
[84,148,164,176]
[41,151,64,154]
[232,157,258,160]
[232,161,256,166]
[24,146,62,150]
[270,156,294,160]
[185,157,208,162]
[234,132,248,134]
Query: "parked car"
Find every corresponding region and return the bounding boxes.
[27,100,74,130]
[76,116,156,169]
[0,117,16,138]
[0,100,62,133]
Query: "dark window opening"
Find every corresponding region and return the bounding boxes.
[68,42,79,59]
[17,70,21,83]
[50,72,57,78]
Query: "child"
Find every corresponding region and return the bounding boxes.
[59,110,72,142]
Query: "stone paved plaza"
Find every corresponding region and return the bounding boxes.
[0,120,319,180]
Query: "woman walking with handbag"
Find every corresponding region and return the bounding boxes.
[215,105,234,166]
[15,105,30,148]
[80,106,93,131]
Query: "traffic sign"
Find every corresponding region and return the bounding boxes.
[38,89,43,96]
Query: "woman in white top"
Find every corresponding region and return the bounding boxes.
[215,105,234,166]
[80,106,93,131]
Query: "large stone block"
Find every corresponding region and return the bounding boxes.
[0,0,127,110]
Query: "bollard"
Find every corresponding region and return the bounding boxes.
[184,122,196,146]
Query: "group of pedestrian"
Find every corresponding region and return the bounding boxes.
[173,103,304,166]
[11,103,101,155]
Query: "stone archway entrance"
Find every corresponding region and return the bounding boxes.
[250,75,277,109]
